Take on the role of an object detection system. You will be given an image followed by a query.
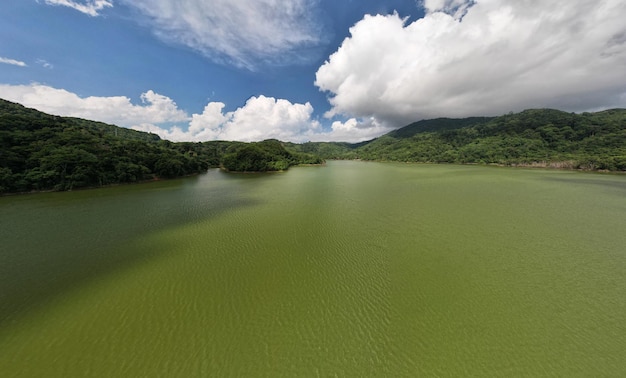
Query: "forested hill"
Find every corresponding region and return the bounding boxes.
[292,108,626,171]
[0,99,216,193]
[386,116,494,138]
[0,99,321,194]
[3,99,625,194]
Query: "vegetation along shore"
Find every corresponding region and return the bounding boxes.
[1,98,625,194]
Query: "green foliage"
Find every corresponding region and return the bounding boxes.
[0,100,326,192]
[302,108,626,171]
[0,99,211,193]
[6,97,622,193]
[386,117,493,138]
[222,139,323,172]
[284,141,361,160]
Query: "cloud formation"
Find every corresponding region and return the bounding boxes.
[42,0,113,17]
[0,57,27,67]
[0,84,378,143]
[306,118,394,143]
[133,96,322,142]
[420,0,475,19]
[316,0,626,128]
[121,0,325,69]
[36,59,54,69]
[0,84,188,126]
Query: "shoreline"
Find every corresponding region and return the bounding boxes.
[330,159,626,175]
[4,160,623,197]
[0,170,213,197]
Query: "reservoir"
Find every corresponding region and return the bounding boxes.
[1,161,625,376]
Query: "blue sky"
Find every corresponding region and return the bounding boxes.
[1,0,625,142]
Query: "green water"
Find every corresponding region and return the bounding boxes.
[1,161,625,376]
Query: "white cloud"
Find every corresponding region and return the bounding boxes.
[0,57,27,67]
[42,0,113,17]
[119,0,324,69]
[134,95,324,143]
[307,118,394,143]
[36,59,54,69]
[0,83,387,143]
[316,0,626,129]
[420,0,475,19]
[223,96,320,142]
[0,84,188,126]
[133,95,386,143]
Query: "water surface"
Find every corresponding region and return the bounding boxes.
[1,161,625,376]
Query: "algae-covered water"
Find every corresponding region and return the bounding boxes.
[1,161,625,376]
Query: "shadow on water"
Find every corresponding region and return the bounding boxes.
[0,170,264,331]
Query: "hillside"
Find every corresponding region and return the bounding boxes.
[0,99,217,193]
[386,116,494,138]
[222,139,323,172]
[307,109,626,171]
[3,99,625,194]
[0,99,325,194]
[284,141,362,160]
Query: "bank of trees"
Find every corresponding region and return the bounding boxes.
[2,98,625,194]
[303,109,626,171]
[0,100,206,193]
[222,139,323,172]
[0,100,324,194]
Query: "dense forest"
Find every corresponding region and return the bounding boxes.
[222,139,322,172]
[291,109,626,171]
[0,99,321,194]
[2,98,625,194]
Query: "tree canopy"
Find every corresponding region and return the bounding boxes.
[0,100,203,193]
[0,99,324,194]
[295,108,626,171]
[222,139,323,172]
[2,98,624,194]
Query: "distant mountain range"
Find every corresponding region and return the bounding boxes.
[2,98,625,194]
[290,108,626,170]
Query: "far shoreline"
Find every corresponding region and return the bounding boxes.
[3,160,624,197]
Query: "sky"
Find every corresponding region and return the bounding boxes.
[1,0,625,143]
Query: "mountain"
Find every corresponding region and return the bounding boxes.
[2,98,625,194]
[0,99,324,194]
[222,139,323,172]
[0,99,218,193]
[386,116,494,138]
[308,108,626,171]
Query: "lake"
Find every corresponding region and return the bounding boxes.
[1,161,625,376]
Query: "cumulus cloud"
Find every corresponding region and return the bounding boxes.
[42,0,113,17]
[0,84,188,126]
[0,83,386,143]
[133,96,323,143]
[0,57,27,67]
[132,96,384,143]
[420,0,475,19]
[120,0,325,69]
[316,0,626,129]
[307,118,394,143]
